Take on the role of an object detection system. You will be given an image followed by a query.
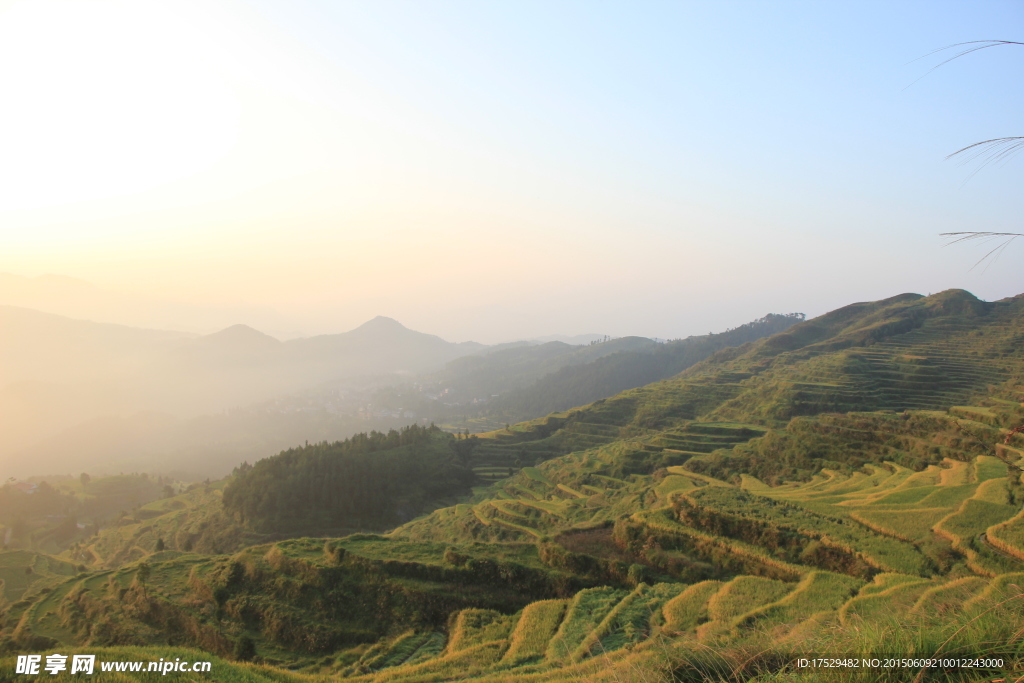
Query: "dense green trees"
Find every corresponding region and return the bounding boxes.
[222,425,474,533]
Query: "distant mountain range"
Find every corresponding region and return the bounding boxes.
[0,271,302,338]
[0,304,799,479]
[526,333,605,345]
[0,308,487,466]
[14,289,1024,679]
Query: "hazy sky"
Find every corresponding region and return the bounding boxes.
[1,0,1022,343]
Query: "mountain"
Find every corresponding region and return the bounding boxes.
[0,271,300,338]
[286,316,486,377]
[2,311,797,479]
[0,305,193,386]
[0,311,487,475]
[6,289,1024,681]
[469,313,806,427]
[362,314,804,432]
[419,336,660,403]
[0,306,197,455]
[184,323,283,355]
[527,333,605,344]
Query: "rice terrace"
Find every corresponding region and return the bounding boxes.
[1,2,1023,682]
[2,291,1024,681]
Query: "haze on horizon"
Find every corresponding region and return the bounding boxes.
[1,0,1022,344]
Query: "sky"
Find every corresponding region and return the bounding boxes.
[0,0,1022,343]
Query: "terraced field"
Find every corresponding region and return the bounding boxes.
[0,551,79,605]
[376,402,1024,680]
[318,566,1024,682]
[738,446,1022,578]
[6,290,1024,682]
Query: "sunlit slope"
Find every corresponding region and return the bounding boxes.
[5,414,1024,679]
[455,290,1024,479]
[0,646,315,682]
[358,407,1024,681]
[68,481,256,569]
[454,313,804,430]
[397,408,1022,578]
[0,536,589,668]
[0,551,79,606]
[3,563,1021,682]
[6,289,1024,681]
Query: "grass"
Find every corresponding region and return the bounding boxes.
[974,455,1009,482]
[544,587,629,663]
[499,599,567,667]
[986,509,1024,561]
[351,631,432,673]
[654,475,700,500]
[697,576,794,643]
[9,292,1024,682]
[934,499,1018,549]
[445,610,515,654]
[634,508,806,580]
[705,577,793,623]
[661,581,720,633]
[0,550,78,604]
[838,578,932,626]
[592,583,681,656]
[847,508,949,544]
[739,571,863,630]
[972,477,1010,504]
[855,573,925,597]
[910,576,988,616]
[682,486,932,576]
[938,458,971,486]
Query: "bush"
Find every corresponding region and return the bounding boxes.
[234,635,256,661]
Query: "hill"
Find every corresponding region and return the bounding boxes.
[4,289,1024,681]
[360,312,805,433]
[5,311,800,479]
[472,313,806,427]
[0,312,488,478]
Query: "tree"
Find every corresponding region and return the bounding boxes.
[234,635,256,661]
[154,538,165,552]
[136,562,151,598]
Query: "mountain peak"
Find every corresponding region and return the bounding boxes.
[208,323,277,339]
[352,316,408,332]
[198,324,281,348]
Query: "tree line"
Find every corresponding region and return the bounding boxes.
[222,424,474,534]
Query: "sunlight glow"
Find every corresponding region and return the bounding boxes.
[0,1,242,216]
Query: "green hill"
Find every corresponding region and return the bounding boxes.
[4,290,1024,682]
[418,312,804,431]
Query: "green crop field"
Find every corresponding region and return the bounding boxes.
[544,587,628,663]
[5,291,1024,682]
[662,581,720,633]
[499,599,567,666]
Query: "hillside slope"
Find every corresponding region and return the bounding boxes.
[5,290,1024,682]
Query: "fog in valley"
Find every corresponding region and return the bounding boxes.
[0,281,805,480]
[4,3,1024,678]
[2,3,1020,489]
